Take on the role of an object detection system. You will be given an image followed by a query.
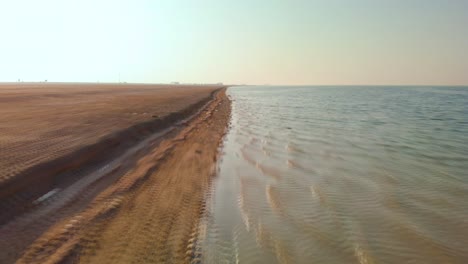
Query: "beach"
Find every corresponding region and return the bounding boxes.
[0,83,230,263]
[1,84,467,264]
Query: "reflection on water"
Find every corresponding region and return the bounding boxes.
[197,86,468,264]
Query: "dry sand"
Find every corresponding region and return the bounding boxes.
[0,83,231,263]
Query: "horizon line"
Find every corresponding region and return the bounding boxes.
[1,81,467,87]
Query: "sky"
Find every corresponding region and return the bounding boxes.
[0,0,467,85]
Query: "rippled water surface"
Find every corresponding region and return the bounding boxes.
[197,86,468,264]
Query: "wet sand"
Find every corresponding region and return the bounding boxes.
[0,83,230,263]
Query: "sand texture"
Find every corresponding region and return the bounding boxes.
[0,83,230,263]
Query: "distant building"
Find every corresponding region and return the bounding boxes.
[171,82,180,85]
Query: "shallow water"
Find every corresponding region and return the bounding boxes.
[198,86,468,263]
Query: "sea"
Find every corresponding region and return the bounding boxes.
[196,86,468,264]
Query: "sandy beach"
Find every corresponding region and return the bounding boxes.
[0,83,230,263]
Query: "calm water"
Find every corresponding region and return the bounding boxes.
[196,86,468,264]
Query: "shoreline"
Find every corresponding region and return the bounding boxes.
[0,86,231,263]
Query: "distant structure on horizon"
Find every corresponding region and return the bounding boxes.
[169,82,224,86]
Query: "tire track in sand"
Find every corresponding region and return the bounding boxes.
[16,89,231,264]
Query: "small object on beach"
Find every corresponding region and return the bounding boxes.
[152,115,159,118]
[286,127,292,130]
[195,149,202,154]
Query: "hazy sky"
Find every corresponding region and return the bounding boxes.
[0,0,467,85]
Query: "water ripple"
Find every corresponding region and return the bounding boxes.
[199,86,468,263]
